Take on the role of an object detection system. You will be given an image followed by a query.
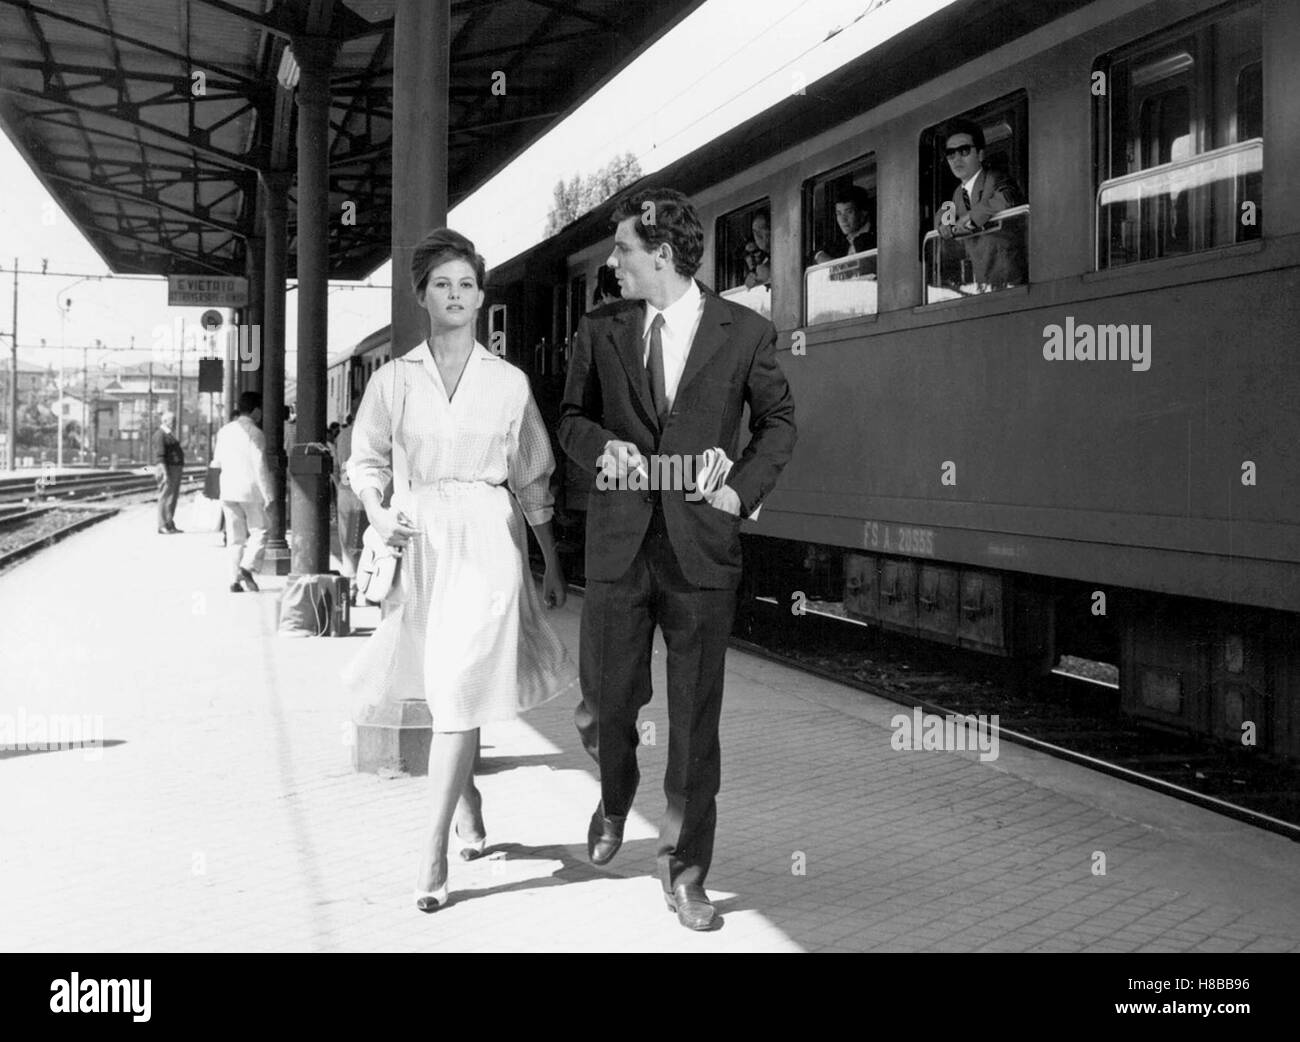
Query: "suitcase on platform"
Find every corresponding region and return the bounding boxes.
[278,574,350,637]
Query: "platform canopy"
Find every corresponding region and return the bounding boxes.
[0,0,702,279]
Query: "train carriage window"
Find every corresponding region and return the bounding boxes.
[1235,59,1262,242]
[921,93,1029,303]
[715,199,771,319]
[1094,2,1261,268]
[803,157,877,324]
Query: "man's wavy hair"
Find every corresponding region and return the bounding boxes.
[410,227,487,299]
[610,188,703,278]
[942,118,986,152]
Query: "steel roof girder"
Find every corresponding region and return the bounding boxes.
[43,169,245,238]
[0,82,263,173]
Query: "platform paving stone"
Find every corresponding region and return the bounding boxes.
[1,502,1299,952]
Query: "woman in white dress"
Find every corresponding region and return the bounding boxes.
[346,228,577,912]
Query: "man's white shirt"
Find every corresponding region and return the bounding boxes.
[641,278,704,413]
[213,415,273,504]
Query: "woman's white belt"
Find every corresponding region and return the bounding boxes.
[407,479,505,493]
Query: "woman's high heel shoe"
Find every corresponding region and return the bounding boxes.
[414,860,449,913]
[413,883,449,913]
[455,823,486,861]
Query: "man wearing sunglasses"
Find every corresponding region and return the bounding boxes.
[935,119,1022,240]
[935,118,1025,288]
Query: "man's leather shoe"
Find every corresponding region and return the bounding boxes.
[586,803,625,866]
[664,883,717,931]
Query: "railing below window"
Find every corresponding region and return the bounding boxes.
[805,248,878,325]
[923,204,1029,303]
[1096,138,1262,269]
[720,281,772,318]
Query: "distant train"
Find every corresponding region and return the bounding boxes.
[340,0,1300,763]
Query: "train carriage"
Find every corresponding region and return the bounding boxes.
[351,0,1299,761]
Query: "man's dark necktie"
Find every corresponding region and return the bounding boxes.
[646,312,668,426]
[961,187,972,212]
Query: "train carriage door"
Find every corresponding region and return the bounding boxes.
[564,272,586,378]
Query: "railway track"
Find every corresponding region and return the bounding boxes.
[0,467,205,506]
[0,469,205,571]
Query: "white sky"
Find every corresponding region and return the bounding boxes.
[0,0,955,377]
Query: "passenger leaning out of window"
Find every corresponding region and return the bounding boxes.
[742,210,772,289]
[813,186,875,265]
[935,118,1026,289]
[934,118,1023,240]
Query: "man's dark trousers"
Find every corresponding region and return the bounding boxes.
[576,499,736,892]
[156,464,182,529]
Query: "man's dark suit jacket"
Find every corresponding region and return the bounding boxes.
[935,167,1023,232]
[558,282,796,590]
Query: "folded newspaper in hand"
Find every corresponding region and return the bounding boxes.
[698,447,761,521]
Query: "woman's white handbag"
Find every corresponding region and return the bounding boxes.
[356,526,401,603]
[354,365,409,606]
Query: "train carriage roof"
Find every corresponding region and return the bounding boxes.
[489,0,1094,282]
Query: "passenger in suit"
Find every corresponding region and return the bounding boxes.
[559,187,796,931]
[934,118,1026,288]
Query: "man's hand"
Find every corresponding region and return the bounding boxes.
[597,440,646,486]
[704,483,741,516]
[813,249,832,265]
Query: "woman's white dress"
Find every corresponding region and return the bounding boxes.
[343,341,578,731]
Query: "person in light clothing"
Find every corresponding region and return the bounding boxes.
[346,227,576,913]
[212,390,274,593]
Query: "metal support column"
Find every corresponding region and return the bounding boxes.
[243,222,266,398]
[389,0,448,358]
[261,171,292,574]
[353,0,450,775]
[287,35,336,577]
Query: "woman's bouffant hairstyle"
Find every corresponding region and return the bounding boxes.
[410,228,487,299]
[609,188,703,278]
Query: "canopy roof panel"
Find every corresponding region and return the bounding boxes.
[0,0,703,278]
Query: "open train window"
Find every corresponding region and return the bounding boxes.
[803,155,877,325]
[715,199,771,319]
[920,93,1028,302]
[1094,1,1261,268]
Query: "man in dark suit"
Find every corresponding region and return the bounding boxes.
[153,410,184,534]
[559,188,796,931]
[934,118,1026,288]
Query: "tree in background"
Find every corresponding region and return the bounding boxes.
[544,152,643,236]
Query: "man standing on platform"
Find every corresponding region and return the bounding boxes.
[153,410,184,534]
[559,188,796,931]
[212,391,274,593]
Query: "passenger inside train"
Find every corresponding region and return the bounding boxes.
[813,185,875,264]
[803,165,878,323]
[591,264,622,309]
[741,210,772,290]
[933,117,1026,291]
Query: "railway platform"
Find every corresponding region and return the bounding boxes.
[2,500,1299,953]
